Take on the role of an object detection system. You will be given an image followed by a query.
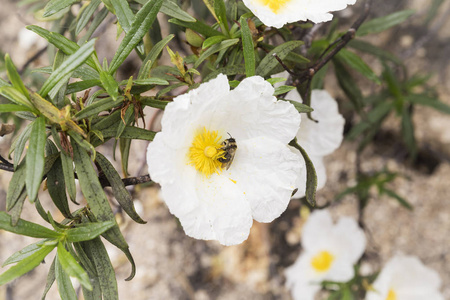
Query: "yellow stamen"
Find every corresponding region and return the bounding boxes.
[188,128,225,177]
[311,251,335,272]
[258,0,292,14]
[385,289,397,300]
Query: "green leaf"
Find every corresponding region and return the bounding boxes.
[27,25,98,71]
[96,153,146,224]
[335,49,381,84]
[55,255,78,300]
[43,0,77,17]
[160,0,195,22]
[138,34,175,79]
[66,79,102,94]
[60,151,77,204]
[41,258,56,300]
[401,106,417,160]
[0,211,62,238]
[256,41,303,77]
[202,35,227,49]
[0,104,33,113]
[78,6,109,45]
[26,116,46,202]
[140,97,170,109]
[168,18,222,38]
[75,97,123,120]
[203,65,245,82]
[334,59,363,111]
[101,126,156,140]
[214,0,229,34]
[2,241,45,266]
[6,161,26,211]
[10,122,33,169]
[5,54,29,99]
[99,71,119,101]
[383,188,413,210]
[81,238,119,300]
[0,244,55,285]
[40,39,97,98]
[240,16,255,77]
[406,94,450,114]
[289,139,317,206]
[57,242,92,290]
[76,0,102,35]
[65,221,116,242]
[109,0,164,74]
[122,78,169,86]
[194,38,239,68]
[281,99,313,113]
[348,40,402,64]
[357,10,415,36]
[110,0,135,33]
[274,85,295,96]
[0,86,34,109]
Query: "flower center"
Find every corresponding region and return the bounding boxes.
[311,251,335,272]
[385,289,397,300]
[188,128,226,177]
[258,0,291,14]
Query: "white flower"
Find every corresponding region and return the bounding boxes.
[242,0,357,28]
[146,74,302,246]
[285,210,366,300]
[287,88,345,197]
[366,255,444,300]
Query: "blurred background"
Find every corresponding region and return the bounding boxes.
[0,0,449,299]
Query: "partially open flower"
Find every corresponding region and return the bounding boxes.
[242,0,357,28]
[366,255,444,300]
[147,74,302,245]
[285,210,366,300]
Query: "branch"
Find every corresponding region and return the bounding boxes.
[99,174,153,188]
[0,155,14,172]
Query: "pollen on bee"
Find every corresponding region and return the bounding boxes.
[188,128,226,177]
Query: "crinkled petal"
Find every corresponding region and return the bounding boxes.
[331,217,366,263]
[325,258,355,282]
[242,0,357,28]
[287,89,345,157]
[180,174,252,246]
[209,76,301,145]
[224,136,302,223]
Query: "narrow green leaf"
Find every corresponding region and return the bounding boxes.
[138,34,174,78]
[401,106,417,160]
[2,241,45,266]
[202,35,227,49]
[43,0,77,17]
[121,78,169,86]
[9,189,27,227]
[357,9,415,36]
[160,0,195,22]
[55,255,78,300]
[240,16,255,77]
[81,238,119,300]
[110,0,135,33]
[194,38,239,68]
[116,104,134,139]
[78,6,109,45]
[214,0,229,34]
[74,97,123,120]
[96,153,146,224]
[119,138,131,176]
[334,59,363,111]
[335,49,381,84]
[0,104,33,112]
[109,0,164,74]
[26,116,46,202]
[203,65,245,82]
[66,79,102,94]
[76,0,101,35]
[10,122,33,169]
[0,244,55,285]
[57,242,92,290]
[40,39,96,98]
[348,40,402,64]
[27,25,98,71]
[289,140,317,206]
[168,18,222,38]
[65,221,116,242]
[99,71,119,101]
[60,151,77,204]
[256,41,303,77]
[140,97,170,109]
[0,86,34,109]
[5,54,29,99]
[0,211,62,238]
[383,188,413,210]
[101,126,156,140]
[281,99,313,113]
[406,94,450,114]
[6,162,26,211]
[274,85,295,96]
[41,258,56,300]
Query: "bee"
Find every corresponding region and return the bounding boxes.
[218,134,237,170]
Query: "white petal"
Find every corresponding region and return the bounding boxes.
[332,217,366,263]
[325,258,355,282]
[285,253,323,300]
[301,210,334,251]
[242,0,357,28]
[210,76,301,145]
[290,89,345,157]
[225,136,302,223]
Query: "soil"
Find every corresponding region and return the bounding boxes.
[0,1,449,299]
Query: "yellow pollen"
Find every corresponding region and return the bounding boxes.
[258,0,291,14]
[385,289,397,300]
[188,128,225,177]
[311,251,335,272]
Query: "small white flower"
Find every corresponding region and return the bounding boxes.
[242,0,357,28]
[366,255,444,300]
[147,74,302,246]
[285,210,366,300]
[287,88,345,197]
